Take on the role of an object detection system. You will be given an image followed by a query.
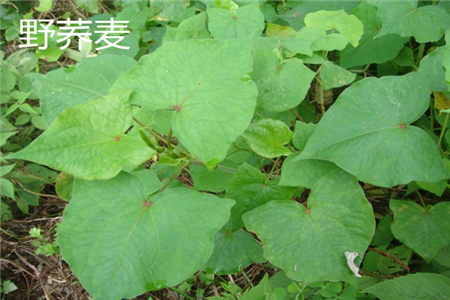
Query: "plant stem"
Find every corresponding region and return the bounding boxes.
[133,117,192,158]
[430,101,435,132]
[290,108,306,123]
[268,156,281,177]
[415,190,426,208]
[241,270,254,288]
[415,43,426,68]
[167,128,173,153]
[437,113,449,149]
[168,287,195,300]
[157,162,187,194]
[368,247,410,273]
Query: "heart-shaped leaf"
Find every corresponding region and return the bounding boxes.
[8,91,154,180]
[112,39,257,168]
[298,73,448,187]
[58,172,234,300]
[390,199,450,263]
[244,170,375,282]
[30,54,136,124]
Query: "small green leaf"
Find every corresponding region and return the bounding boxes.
[8,91,155,180]
[76,0,99,13]
[55,172,74,201]
[204,229,265,275]
[58,172,234,300]
[35,0,53,12]
[226,163,296,231]
[304,10,363,47]
[253,50,315,112]
[242,119,293,158]
[320,61,356,90]
[207,3,265,39]
[390,199,450,262]
[244,170,375,282]
[1,201,13,222]
[292,121,316,152]
[0,178,15,200]
[299,73,448,187]
[363,273,450,300]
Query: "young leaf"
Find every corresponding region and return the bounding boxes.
[244,170,375,282]
[207,2,265,39]
[226,163,296,231]
[369,0,450,43]
[31,54,136,124]
[204,229,265,275]
[298,73,448,187]
[242,119,293,158]
[7,91,155,180]
[252,50,315,112]
[112,39,257,168]
[58,172,234,300]
[304,10,363,47]
[363,273,450,300]
[390,199,450,263]
[320,61,356,90]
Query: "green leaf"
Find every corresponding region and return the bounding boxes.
[390,199,450,262]
[35,0,52,12]
[0,178,15,200]
[1,201,13,222]
[304,10,364,47]
[418,47,447,92]
[76,0,98,13]
[164,12,211,42]
[8,91,155,180]
[0,68,16,92]
[444,32,450,90]
[31,54,136,124]
[242,119,293,158]
[320,61,356,90]
[151,0,189,22]
[243,170,375,282]
[252,51,315,112]
[58,172,234,300]
[299,73,448,187]
[363,273,450,300]
[0,131,17,147]
[189,160,236,193]
[207,3,265,39]
[279,154,339,189]
[204,229,265,275]
[340,1,407,68]
[279,1,360,31]
[226,163,296,231]
[112,39,257,168]
[369,0,450,43]
[292,121,316,152]
[55,172,74,201]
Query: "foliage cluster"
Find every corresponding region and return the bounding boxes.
[2,0,450,299]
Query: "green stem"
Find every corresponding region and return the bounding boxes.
[133,117,192,158]
[415,190,426,208]
[268,156,281,178]
[241,270,254,288]
[430,101,435,132]
[167,128,173,153]
[415,43,426,68]
[157,162,187,194]
[168,287,195,300]
[438,113,449,150]
[290,108,306,123]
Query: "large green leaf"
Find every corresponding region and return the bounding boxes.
[30,54,136,124]
[8,92,154,180]
[112,39,257,168]
[207,3,265,39]
[418,47,447,92]
[304,10,363,47]
[204,229,265,275]
[243,170,375,282]
[252,50,315,112]
[390,199,450,263]
[58,172,234,300]
[340,1,407,69]
[298,73,448,187]
[242,119,293,158]
[226,163,296,231]
[363,273,450,300]
[369,0,450,43]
